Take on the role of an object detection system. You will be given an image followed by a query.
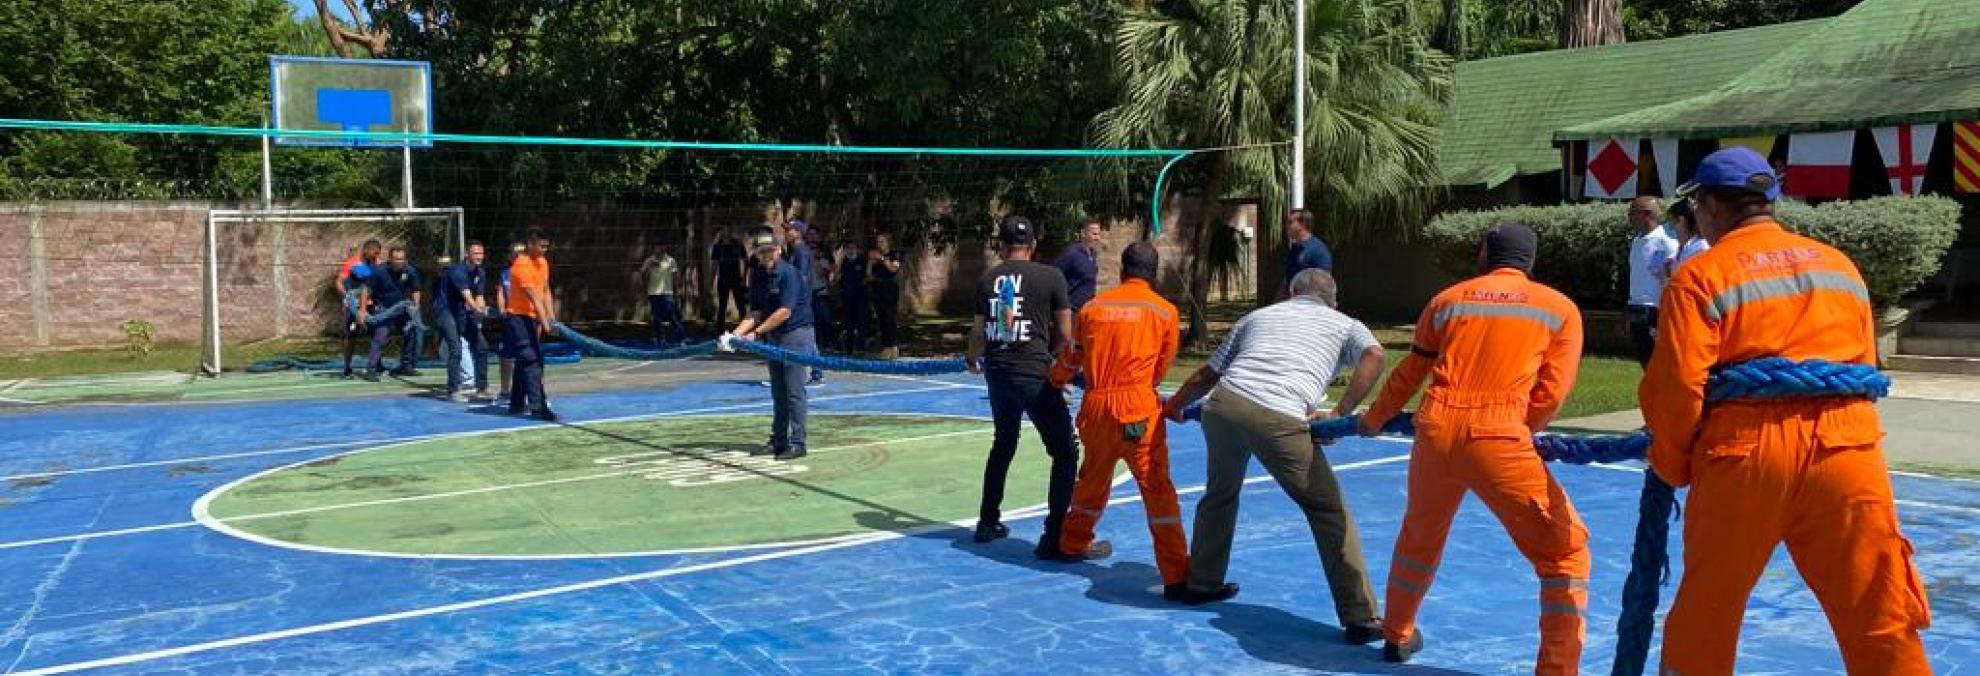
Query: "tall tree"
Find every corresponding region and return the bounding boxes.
[1559,0,1625,47]
[1090,0,1450,343]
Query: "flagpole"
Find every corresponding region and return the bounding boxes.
[1291,0,1307,210]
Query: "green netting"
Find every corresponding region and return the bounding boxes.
[1556,0,1980,141]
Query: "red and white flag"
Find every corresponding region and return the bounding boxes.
[1584,137,1639,199]
[1872,124,1938,195]
[1785,130,1854,199]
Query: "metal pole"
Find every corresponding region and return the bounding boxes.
[260,129,274,210]
[203,213,223,376]
[401,143,415,209]
[1291,0,1307,210]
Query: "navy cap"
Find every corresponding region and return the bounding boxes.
[1678,147,1781,201]
[785,219,808,234]
[997,215,1035,245]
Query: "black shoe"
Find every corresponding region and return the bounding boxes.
[1343,621,1384,646]
[773,447,807,461]
[361,371,382,382]
[508,404,528,416]
[1382,630,1424,663]
[393,367,422,377]
[1049,539,1112,562]
[532,409,559,423]
[752,444,781,457]
[341,369,354,380]
[1163,582,1241,605]
[972,522,1009,543]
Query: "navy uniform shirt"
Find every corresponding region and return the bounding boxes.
[750,259,813,334]
[1053,243,1099,310]
[1286,235,1334,280]
[367,263,423,309]
[435,262,485,317]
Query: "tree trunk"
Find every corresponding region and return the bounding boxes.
[1559,0,1624,48]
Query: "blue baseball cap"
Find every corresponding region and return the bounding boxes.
[1677,147,1781,201]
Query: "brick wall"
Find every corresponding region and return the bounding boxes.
[1,198,1257,349]
[2,202,404,349]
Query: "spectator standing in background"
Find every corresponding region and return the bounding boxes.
[1054,218,1104,315]
[712,228,749,326]
[868,232,905,360]
[1626,196,1679,367]
[640,243,687,347]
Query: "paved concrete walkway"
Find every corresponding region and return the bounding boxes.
[1556,371,1980,475]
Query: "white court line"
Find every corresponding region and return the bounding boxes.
[187,427,997,560]
[0,407,987,553]
[594,360,657,377]
[1,378,31,393]
[12,452,1410,676]
[0,383,964,483]
[1895,499,1980,516]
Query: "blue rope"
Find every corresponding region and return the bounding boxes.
[732,339,970,376]
[552,323,719,360]
[1180,358,1883,676]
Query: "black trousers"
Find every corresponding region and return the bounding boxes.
[980,370,1079,544]
[503,315,548,413]
[1627,305,1658,367]
[715,276,748,325]
[872,282,901,349]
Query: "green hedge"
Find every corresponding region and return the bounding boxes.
[1421,196,1962,307]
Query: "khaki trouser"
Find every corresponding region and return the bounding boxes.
[1190,387,1378,626]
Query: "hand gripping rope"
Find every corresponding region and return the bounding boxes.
[1178,358,1883,676]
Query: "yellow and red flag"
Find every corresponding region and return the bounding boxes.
[1956,121,1980,194]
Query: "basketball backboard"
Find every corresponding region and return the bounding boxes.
[270,56,432,147]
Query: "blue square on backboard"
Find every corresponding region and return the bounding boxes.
[316,89,393,133]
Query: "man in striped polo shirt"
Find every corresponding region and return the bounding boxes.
[1161,268,1388,640]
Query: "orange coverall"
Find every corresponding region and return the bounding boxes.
[1363,267,1590,674]
[1049,278,1190,584]
[1640,219,1929,675]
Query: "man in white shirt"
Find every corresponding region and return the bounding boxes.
[1626,196,1678,367]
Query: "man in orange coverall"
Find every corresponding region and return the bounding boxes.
[1358,221,1590,671]
[1045,243,1191,589]
[1642,147,1930,675]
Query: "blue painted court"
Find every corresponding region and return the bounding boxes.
[2,367,1976,673]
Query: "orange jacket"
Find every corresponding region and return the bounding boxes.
[1639,219,1877,487]
[1051,278,1179,421]
[1366,268,1583,430]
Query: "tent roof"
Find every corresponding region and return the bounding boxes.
[1556,0,1980,141]
[1439,20,1825,187]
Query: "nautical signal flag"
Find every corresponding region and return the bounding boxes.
[1785,130,1854,199]
[1956,121,1980,194]
[1584,137,1639,200]
[1872,125,1938,196]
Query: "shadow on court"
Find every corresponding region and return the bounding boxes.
[852,510,1474,675]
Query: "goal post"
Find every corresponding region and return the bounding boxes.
[202,207,464,375]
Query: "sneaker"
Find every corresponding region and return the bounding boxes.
[392,367,423,377]
[472,390,497,403]
[1382,630,1424,663]
[773,447,807,461]
[532,409,560,423]
[360,371,382,383]
[808,371,826,386]
[497,389,511,401]
[1343,621,1384,646]
[447,391,471,403]
[340,369,355,380]
[508,404,528,416]
[752,444,781,457]
[971,521,1010,543]
[1163,582,1241,605]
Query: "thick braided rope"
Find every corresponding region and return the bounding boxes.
[553,323,719,360]
[732,339,970,376]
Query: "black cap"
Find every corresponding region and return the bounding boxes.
[1482,221,1538,272]
[1121,242,1159,282]
[997,215,1035,246]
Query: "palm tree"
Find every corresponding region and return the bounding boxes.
[1091,0,1450,345]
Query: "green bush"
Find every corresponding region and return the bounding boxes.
[1421,196,1962,307]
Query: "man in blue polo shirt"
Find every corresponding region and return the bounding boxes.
[729,228,816,461]
[358,246,426,381]
[1283,208,1333,298]
[434,242,493,402]
[1054,218,1103,315]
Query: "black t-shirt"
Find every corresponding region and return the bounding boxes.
[712,241,746,281]
[976,260,1070,378]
